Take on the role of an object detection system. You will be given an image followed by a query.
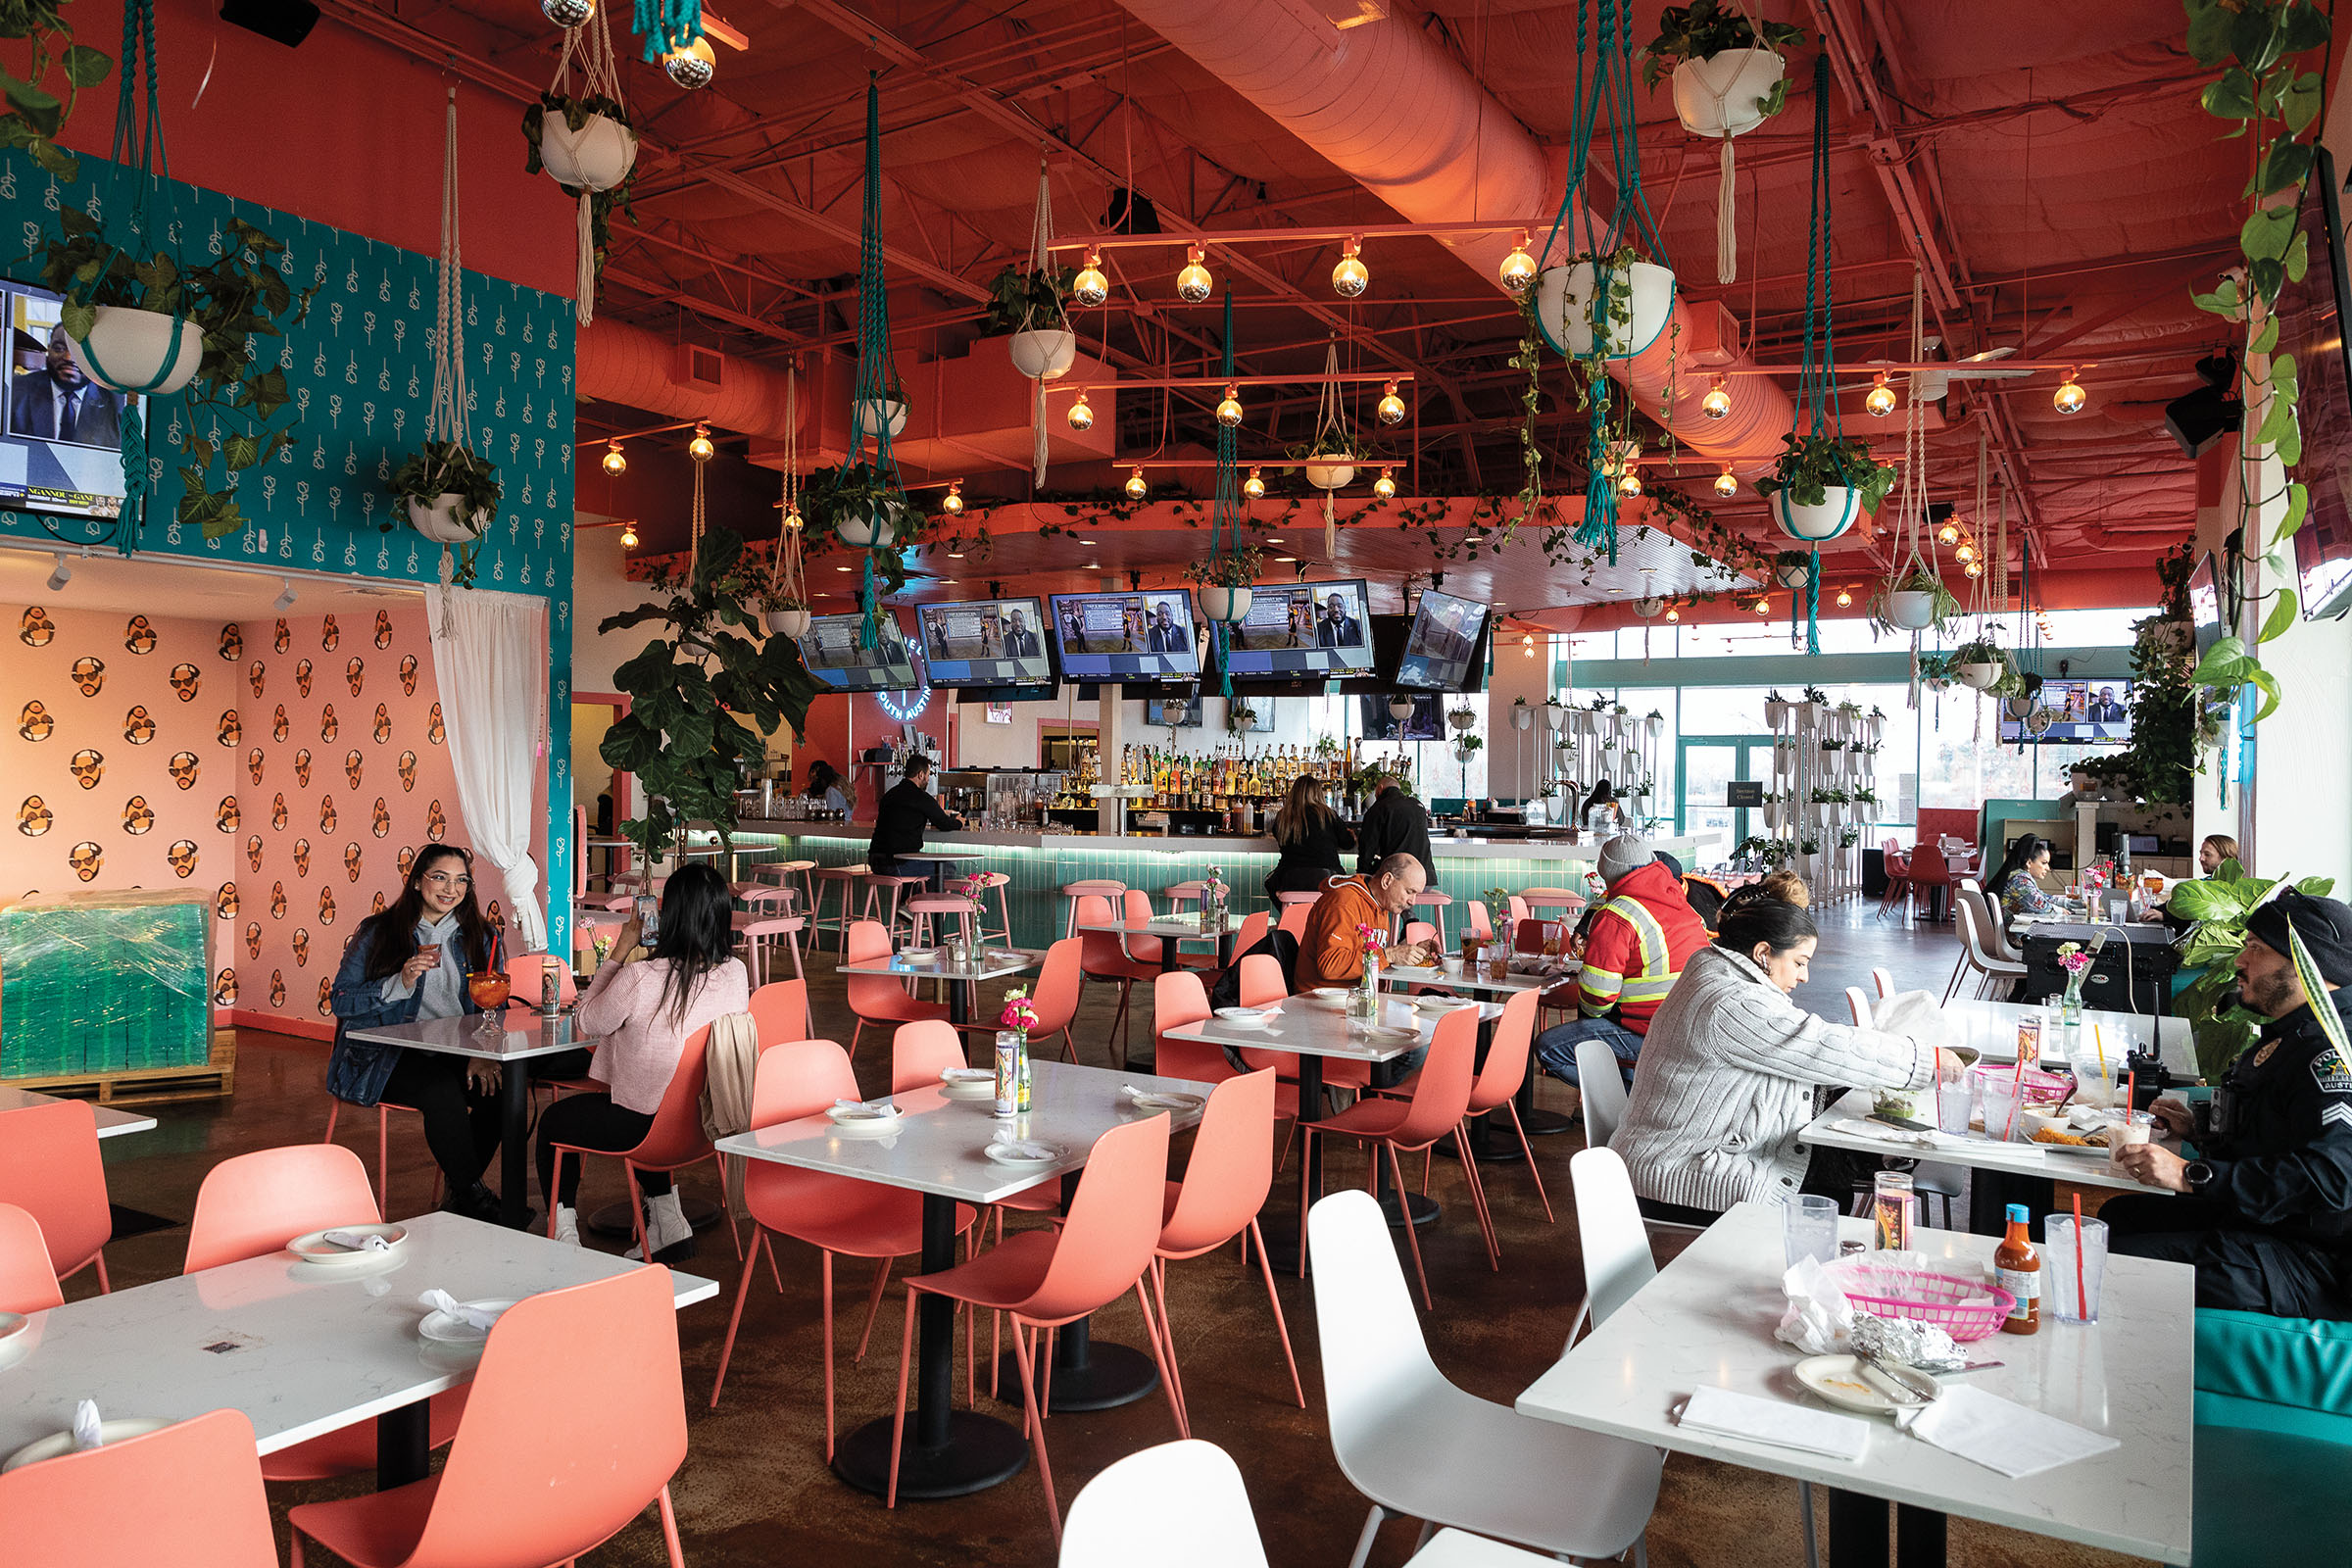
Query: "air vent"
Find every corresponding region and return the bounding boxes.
[671,344,726,394]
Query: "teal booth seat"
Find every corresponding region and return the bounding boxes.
[2192,1309,2352,1564]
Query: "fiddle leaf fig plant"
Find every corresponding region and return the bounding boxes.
[598,526,822,863]
[2173,858,2336,1076]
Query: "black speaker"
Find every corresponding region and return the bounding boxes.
[220,0,318,47]
[2164,385,2242,458]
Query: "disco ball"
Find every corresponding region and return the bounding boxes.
[541,0,594,26]
[664,36,716,89]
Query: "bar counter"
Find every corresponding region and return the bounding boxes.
[724,822,1724,951]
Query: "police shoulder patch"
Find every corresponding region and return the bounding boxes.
[2312,1045,2352,1096]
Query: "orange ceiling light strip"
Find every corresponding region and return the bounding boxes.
[701,13,751,49]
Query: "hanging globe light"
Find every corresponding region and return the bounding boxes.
[1376,380,1406,425]
[1124,466,1149,500]
[1066,391,1095,431]
[1754,596,1772,616]
[1955,541,1978,564]
[1664,603,1681,622]
[1215,383,1244,428]
[688,422,714,462]
[783,503,803,532]
[542,0,594,25]
[1964,561,1984,579]
[1936,519,1962,545]
[601,440,626,475]
[1835,586,1853,608]
[1242,466,1266,500]
[1701,376,1731,419]
[618,521,638,549]
[663,35,716,88]
[941,480,964,514]
[1071,251,1109,308]
[1713,467,1739,498]
[1373,466,1397,500]
[1175,245,1213,304]
[1332,237,1368,298]
[1498,231,1537,295]
[2053,367,2086,415]
[1864,370,1897,417]
[1618,467,1642,497]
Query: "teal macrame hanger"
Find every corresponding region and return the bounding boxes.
[849,72,908,651]
[632,0,701,62]
[1204,289,1243,698]
[1791,51,1843,655]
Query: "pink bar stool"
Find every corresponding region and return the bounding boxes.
[1160,880,1206,911]
[963,870,1013,948]
[862,873,931,942]
[906,893,979,953]
[764,858,819,916]
[1408,888,1454,946]
[733,910,807,986]
[809,863,870,951]
[1060,879,1127,938]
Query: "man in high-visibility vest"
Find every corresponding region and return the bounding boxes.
[1535,835,1709,1093]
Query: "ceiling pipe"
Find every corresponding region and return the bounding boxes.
[1099,0,1796,466]
[574,317,802,440]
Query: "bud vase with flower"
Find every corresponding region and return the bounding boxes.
[2055,941,2091,1032]
[1350,924,1388,1019]
[995,987,1039,1115]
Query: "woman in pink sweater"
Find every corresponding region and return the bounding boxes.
[536,862,749,1259]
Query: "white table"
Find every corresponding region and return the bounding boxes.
[838,948,1034,1028]
[1075,916,1244,971]
[0,1211,714,1487]
[0,1085,157,1138]
[1383,959,1578,1137]
[1516,1202,2193,1567]
[1933,996,2193,1078]
[715,1058,1213,1499]
[341,1013,604,1228]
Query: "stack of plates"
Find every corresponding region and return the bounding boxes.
[287,1224,407,1267]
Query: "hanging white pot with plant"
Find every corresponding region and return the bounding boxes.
[1669,48,1788,139]
[1952,641,2007,692]
[854,396,908,441]
[71,306,204,398]
[536,109,637,192]
[1303,454,1356,490]
[1533,254,1677,361]
[1198,585,1252,623]
[1007,328,1076,381]
[524,3,637,326]
[1758,432,1895,545]
[763,608,812,639]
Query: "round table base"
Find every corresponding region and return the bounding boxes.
[833,1410,1030,1499]
[584,1196,724,1242]
[1379,1191,1441,1228]
[1521,1106,1578,1136]
[994,1340,1160,1413]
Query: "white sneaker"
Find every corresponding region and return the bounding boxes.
[629,1191,695,1261]
[553,1204,580,1247]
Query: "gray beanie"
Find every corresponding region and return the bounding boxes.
[1596,835,1651,887]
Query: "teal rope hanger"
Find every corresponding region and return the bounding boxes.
[1205,290,1243,697]
[1792,52,1845,656]
[632,0,701,63]
[849,73,907,650]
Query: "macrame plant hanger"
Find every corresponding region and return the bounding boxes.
[1886,269,1932,700]
[544,0,631,327]
[1697,0,1775,284]
[425,88,478,603]
[1790,51,1843,655]
[1308,337,1352,557]
[1024,154,1055,485]
[1536,0,1670,563]
[1203,290,1246,697]
[849,73,910,649]
[775,365,807,616]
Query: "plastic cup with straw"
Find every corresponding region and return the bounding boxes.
[2072,1192,2089,1321]
[2003,1056,2028,1142]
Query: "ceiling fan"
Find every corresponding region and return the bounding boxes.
[1840,338,2034,404]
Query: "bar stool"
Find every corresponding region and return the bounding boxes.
[766,858,819,916]
[906,893,979,953]
[809,863,870,952]
[964,871,1014,948]
[861,872,930,942]
[1520,887,1586,921]
[1161,880,1206,911]
[1409,889,1454,946]
[733,882,798,917]
[1276,892,1319,941]
[733,911,807,987]
[1060,879,1127,938]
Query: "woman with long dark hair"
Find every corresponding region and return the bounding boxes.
[1264,771,1355,902]
[805,759,851,816]
[1990,833,2060,921]
[328,845,510,1220]
[1582,779,1621,836]
[536,862,748,1259]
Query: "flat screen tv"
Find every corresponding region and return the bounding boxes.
[2278,146,2352,621]
[797,611,922,692]
[1358,693,1445,741]
[1144,695,1200,727]
[1995,678,2132,744]
[1395,588,1491,691]
[1218,578,1374,677]
[914,597,1052,688]
[0,280,150,520]
[2188,551,2225,658]
[1047,590,1200,682]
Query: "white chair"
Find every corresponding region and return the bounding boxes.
[1870,966,1896,1000]
[1405,1531,1565,1568]
[1845,986,1872,1026]
[1575,1037,1629,1149]
[1964,880,2023,962]
[1948,898,2027,1003]
[1306,1189,1661,1568]
[1060,1441,1270,1568]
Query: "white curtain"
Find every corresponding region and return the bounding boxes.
[423,585,550,952]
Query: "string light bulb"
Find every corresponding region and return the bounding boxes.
[688,422,714,462]
[1376,380,1405,425]
[1955,541,1978,564]
[1215,384,1244,428]
[1332,236,1368,298]
[1618,467,1642,497]
[2053,368,2086,415]
[782,503,803,533]
[1175,245,1212,304]
[601,440,626,475]
[1755,596,1772,616]
[1701,376,1731,420]
[618,521,638,550]
[1835,586,1853,608]
[1071,251,1108,308]
[1964,561,1984,579]
[1665,603,1681,622]
[941,480,964,514]
[1373,466,1397,500]
[1865,370,1897,417]
[1066,391,1095,431]
[1498,231,1537,295]
[1521,630,1537,659]
[1124,466,1149,500]
[1713,467,1739,498]
[662,34,715,88]
[1242,466,1265,500]
[1936,519,1961,546]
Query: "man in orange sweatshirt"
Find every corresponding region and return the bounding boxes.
[1299,853,1439,986]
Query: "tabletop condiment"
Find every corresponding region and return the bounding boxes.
[1995,1202,2041,1336]
[1871,1170,1915,1251]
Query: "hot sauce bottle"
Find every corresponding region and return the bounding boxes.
[1995,1202,2041,1335]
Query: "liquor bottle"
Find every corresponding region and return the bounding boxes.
[1995,1203,2041,1335]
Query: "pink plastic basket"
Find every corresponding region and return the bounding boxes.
[2018,1065,2073,1107]
[1831,1261,2017,1342]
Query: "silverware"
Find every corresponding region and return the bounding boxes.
[1942,1359,2004,1373]
[1858,1348,1942,1405]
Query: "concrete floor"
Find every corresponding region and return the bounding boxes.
[79,897,2150,1567]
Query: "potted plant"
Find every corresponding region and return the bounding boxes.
[1533,242,1676,362]
[981,264,1079,381]
[1511,698,1535,731]
[1642,1,1804,138]
[1643,708,1665,737]
[740,557,811,639]
[1228,704,1259,734]
[1294,438,1359,492]
[1452,733,1483,763]
[388,440,502,562]
[523,89,637,209]
[1544,698,1568,731]
[1874,565,1960,634]
[1183,544,1264,623]
[1387,695,1415,721]
[802,460,916,551]
[1799,684,1830,716]
[32,211,313,539]
[0,0,110,181]
[1951,638,2007,691]
[2174,859,2339,1076]
[1754,430,1897,543]
[854,374,908,443]
[1770,548,1812,589]
[1763,689,1789,725]
[1446,703,1478,731]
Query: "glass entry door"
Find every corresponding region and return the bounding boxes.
[1677,735,1773,856]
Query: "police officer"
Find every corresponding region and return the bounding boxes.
[2104,890,2352,1318]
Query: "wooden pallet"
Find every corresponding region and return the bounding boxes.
[1,1029,237,1105]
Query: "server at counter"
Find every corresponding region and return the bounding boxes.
[1355,772,1435,884]
[1266,773,1355,903]
[868,755,963,880]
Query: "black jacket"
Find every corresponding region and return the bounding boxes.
[2204,986,2352,1255]
[1356,787,1435,883]
[1267,809,1355,895]
[868,778,959,870]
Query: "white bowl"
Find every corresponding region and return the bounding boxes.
[286,1223,407,1266]
[4,1418,173,1472]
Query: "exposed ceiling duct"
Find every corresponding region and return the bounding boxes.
[574,316,800,439]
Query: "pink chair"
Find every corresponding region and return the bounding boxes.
[1228,908,1270,961]
[502,951,575,1008]
[183,1144,468,1481]
[1015,936,1085,1065]
[0,1100,112,1292]
[885,1114,1181,1541]
[710,1041,978,1452]
[0,1200,64,1314]
[1276,896,1317,940]
[288,1265,689,1568]
[1466,899,1495,940]
[546,1023,739,1262]
[1394,989,1554,1232]
[845,918,950,1059]
[1060,878,1127,938]
[1150,971,1240,1088]
[1076,894,1156,1061]
[1878,840,1913,920]
[733,908,808,986]
[2,1408,278,1568]
[1119,888,1167,967]
[1408,888,1454,945]
[891,1017,969,1093]
[749,977,813,1047]
[906,893,979,952]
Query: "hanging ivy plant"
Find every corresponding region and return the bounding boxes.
[0,0,111,180]
[519,91,636,283]
[1640,2,1804,99]
[978,264,1075,335]
[800,460,921,593]
[1752,431,1897,512]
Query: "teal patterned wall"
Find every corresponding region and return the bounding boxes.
[0,148,578,953]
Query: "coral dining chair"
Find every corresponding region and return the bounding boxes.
[0,1099,113,1292]
[845,918,950,1059]
[546,1023,739,1262]
[0,1200,64,1314]
[1150,971,1241,1087]
[749,977,812,1047]
[1,1408,280,1568]
[1076,895,1157,1061]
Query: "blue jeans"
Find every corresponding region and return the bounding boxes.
[1534,1015,1644,1088]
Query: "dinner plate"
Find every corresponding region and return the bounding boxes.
[984,1142,1063,1166]
[418,1298,519,1345]
[941,1078,999,1102]
[1413,995,1467,1011]
[0,1311,25,1343]
[1214,1006,1276,1023]
[941,1066,993,1083]
[1385,964,1445,979]
[1126,1091,1205,1112]
[1302,990,1350,1008]
[4,1419,174,1473]
[286,1223,408,1267]
[1361,1025,1419,1045]
[898,948,939,961]
[1792,1353,1933,1416]
[827,1104,904,1136]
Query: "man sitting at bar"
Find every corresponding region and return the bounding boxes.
[1533,835,1709,1093]
[1356,773,1435,885]
[2106,890,2352,1319]
[867,755,963,884]
[1301,853,1441,986]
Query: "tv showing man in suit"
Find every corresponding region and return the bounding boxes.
[2086,685,2127,723]
[1146,601,1188,654]
[1222,579,1374,677]
[1317,592,1364,649]
[10,325,122,449]
[915,597,1052,687]
[1048,591,1201,680]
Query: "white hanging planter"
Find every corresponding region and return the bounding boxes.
[1644,713,1664,738]
[1511,708,1535,731]
[1955,662,2005,692]
[1764,699,1788,726]
[1387,697,1414,720]
[1774,559,1812,589]
[1452,743,1477,764]
[1885,590,1938,630]
[406,493,488,545]
[1544,704,1568,732]
[1533,260,1677,361]
[1303,456,1356,490]
[72,306,204,398]
[1771,486,1862,543]
[835,500,906,550]
[1007,328,1077,381]
[855,398,907,440]
[1197,585,1252,623]
[2003,696,2035,719]
[1447,708,1477,732]
[537,112,638,192]
[1671,49,1788,139]
[763,608,812,639]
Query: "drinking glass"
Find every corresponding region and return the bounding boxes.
[1974,1064,2024,1142]
[2109,1109,2154,1164]
[2073,1048,2122,1110]
[1935,1061,1975,1134]
[466,971,511,1037]
[1782,1194,1839,1269]
[2043,1215,2108,1324]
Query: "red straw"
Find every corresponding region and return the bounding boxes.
[2072,1192,2088,1320]
[2003,1056,2027,1141]
[2126,1069,2137,1113]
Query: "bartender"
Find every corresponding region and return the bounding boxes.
[2106,890,2352,1319]
[1356,772,1436,884]
[868,755,964,887]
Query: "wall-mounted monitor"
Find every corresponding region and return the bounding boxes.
[2187,552,2224,659]
[0,280,150,521]
[1358,694,1445,741]
[915,597,1052,688]
[1144,694,1201,727]
[1219,579,1374,677]
[1995,678,2133,744]
[798,611,921,693]
[1395,588,1491,692]
[1047,590,1200,682]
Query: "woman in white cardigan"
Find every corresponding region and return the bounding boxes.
[1612,885,1962,1224]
